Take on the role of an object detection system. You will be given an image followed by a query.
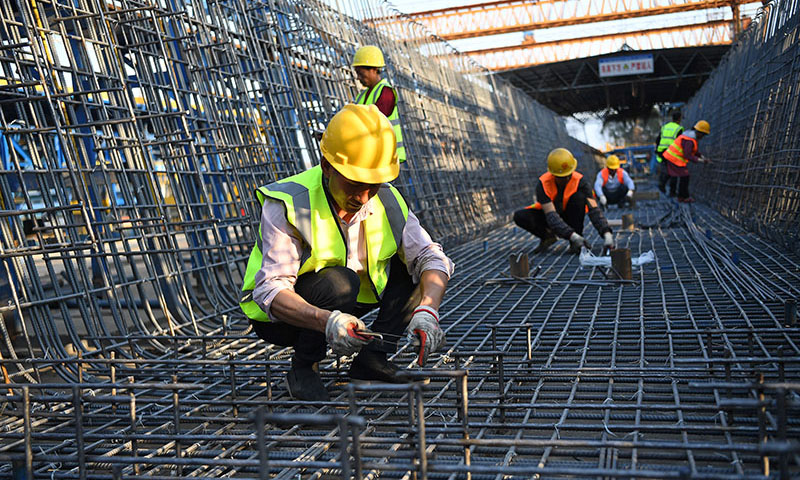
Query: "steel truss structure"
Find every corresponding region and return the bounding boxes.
[369,0,756,41]
[453,21,734,70]
[498,46,731,115]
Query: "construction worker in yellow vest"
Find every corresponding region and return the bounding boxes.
[352,46,406,163]
[239,104,453,401]
[594,155,635,208]
[655,110,684,194]
[662,120,712,203]
[513,148,614,254]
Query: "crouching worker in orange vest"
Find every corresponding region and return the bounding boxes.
[239,104,454,401]
[513,148,614,254]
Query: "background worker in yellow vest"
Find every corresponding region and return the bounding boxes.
[662,120,712,203]
[655,110,684,194]
[352,45,406,163]
[240,104,453,401]
[513,148,614,254]
[593,155,635,208]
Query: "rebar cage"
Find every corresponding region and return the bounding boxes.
[683,0,800,255]
[1,0,799,479]
[0,0,594,375]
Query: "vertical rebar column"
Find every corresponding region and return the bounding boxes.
[23,386,32,480]
[172,374,182,477]
[255,407,269,480]
[414,384,427,480]
[73,386,86,480]
[455,372,471,480]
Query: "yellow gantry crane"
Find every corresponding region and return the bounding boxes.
[368,0,758,68]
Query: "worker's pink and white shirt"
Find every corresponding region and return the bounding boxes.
[252,195,454,321]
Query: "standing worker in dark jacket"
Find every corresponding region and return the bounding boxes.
[655,110,684,194]
[662,120,711,203]
[352,46,406,163]
[514,148,614,254]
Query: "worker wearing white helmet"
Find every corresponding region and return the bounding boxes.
[240,104,453,401]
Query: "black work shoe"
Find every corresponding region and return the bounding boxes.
[349,349,404,383]
[533,236,557,254]
[285,363,330,401]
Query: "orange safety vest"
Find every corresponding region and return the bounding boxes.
[527,171,586,211]
[663,134,697,167]
[601,168,624,186]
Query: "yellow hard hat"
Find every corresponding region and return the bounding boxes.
[605,155,620,169]
[320,104,398,184]
[352,46,385,68]
[694,120,710,134]
[547,148,577,177]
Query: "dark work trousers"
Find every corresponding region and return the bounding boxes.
[602,184,629,206]
[668,174,690,198]
[676,175,690,198]
[513,191,588,239]
[250,255,420,367]
[658,155,677,194]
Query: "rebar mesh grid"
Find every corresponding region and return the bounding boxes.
[1,0,798,478]
[2,195,799,479]
[683,0,800,254]
[0,0,597,377]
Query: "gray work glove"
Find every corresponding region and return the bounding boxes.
[599,195,607,207]
[569,232,590,251]
[626,190,634,199]
[406,306,444,366]
[325,310,369,356]
[603,232,614,249]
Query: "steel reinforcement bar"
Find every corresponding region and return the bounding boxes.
[0,0,597,379]
[0,194,799,478]
[683,0,800,254]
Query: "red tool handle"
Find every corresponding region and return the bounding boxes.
[347,325,371,341]
[414,329,427,367]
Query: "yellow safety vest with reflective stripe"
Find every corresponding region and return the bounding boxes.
[355,78,406,163]
[657,122,684,160]
[239,166,409,322]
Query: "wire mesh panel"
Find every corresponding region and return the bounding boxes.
[683,0,800,254]
[0,0,593,380]
[1,200,799,478]
[11,1,793,479]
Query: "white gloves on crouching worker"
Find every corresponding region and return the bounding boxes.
[406,306,445,364]
[326,310,370,356]
[326,307,446,362]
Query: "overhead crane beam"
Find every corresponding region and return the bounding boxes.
[444,20,733,71]
[369,0,753,42]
